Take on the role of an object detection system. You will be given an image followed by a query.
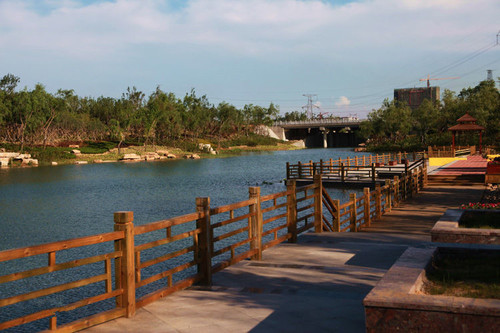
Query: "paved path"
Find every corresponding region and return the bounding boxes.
[86,186,484,333]
[434,155,487,175]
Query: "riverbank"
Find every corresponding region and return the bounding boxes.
[0,140,303,168]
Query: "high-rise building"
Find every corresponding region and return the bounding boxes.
[393,87,440,109]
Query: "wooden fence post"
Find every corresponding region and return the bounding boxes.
[196,197,213,285]
[248,187,263,260]
[287,180,297,243]
[393,176,399,207]
[114,211,136,318]
[371,163,376,183]
[298,161,302,179]
[363,155,366,165]
[341,163,345,182]
[286,162,290,179]
[385,179,392,212]
[314,174,323,233]
[422,163,428,188]
[401,173,408,200]
[320,159,324,174]
[415,167,421,193]
[355,156,359,166]
[397,152,402,164]
[363,188,371,227]
[333,199,340,232]
[350,193,357,232]
[375,184,382,220]
[310,160,314,176]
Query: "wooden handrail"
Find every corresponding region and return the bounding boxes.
[0,163,427,332]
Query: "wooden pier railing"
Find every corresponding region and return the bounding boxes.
[427,145,475,158]
[0,164,427,332]
[287,152,426,184]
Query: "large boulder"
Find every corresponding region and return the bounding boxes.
[22,158,38,166]
[156,150,169,156]
[183,154,201,159]
[121,153,142,161]
[144,152,160,161]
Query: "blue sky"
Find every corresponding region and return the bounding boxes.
[0,0,499,117]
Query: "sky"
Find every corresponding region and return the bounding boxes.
[0,0,499,118]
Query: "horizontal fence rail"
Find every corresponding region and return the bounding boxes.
[0,156,428,332]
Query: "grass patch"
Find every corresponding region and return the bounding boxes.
[459,210,500,229]
[29,147,76,165]
[424,250,500,299]
[219,133,282,148]
[79,141,117,154]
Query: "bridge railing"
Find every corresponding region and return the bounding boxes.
[0,166,427,332]
[274,118,362,126]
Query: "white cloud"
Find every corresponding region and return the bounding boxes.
[335,96,351,107]
[0,0,498,109]
[1,0,497,60]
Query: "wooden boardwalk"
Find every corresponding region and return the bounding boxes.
[85,183,484,333]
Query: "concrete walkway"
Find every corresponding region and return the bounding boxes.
[86,186,485,333]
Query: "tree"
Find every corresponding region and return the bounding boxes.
[412,99,440,144]
[276,110,308,122]
[0,74,20,95]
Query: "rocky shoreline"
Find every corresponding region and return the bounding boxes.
[0,141,300,168]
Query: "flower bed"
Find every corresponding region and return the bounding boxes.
[363,247,500,332]
[431,209,500,244]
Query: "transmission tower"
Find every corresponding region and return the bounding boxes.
[487,69,493,81]
[302,94,319,119]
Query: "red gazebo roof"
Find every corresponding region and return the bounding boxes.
[448,123,485,131]
[448,113,485,132]
[456,113,477,123]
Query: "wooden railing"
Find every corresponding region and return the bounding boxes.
[427,145,475,158]
[287,152,425,183]
[0,182,320,332]
[0,163,427,332]
[0,231,127,331]
[319,162,427,232]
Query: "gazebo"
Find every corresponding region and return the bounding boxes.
[448,113,485,153]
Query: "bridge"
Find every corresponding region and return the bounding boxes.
[272,118,364,148]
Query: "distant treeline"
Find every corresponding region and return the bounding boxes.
[361,79,500,151]
[0,74,289,151]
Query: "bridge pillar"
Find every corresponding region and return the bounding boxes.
[320,127,328,148]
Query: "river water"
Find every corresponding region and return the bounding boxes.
[0,148,371,331]
[0,148,370,251]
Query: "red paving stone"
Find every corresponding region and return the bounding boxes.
[435,155,487,175]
